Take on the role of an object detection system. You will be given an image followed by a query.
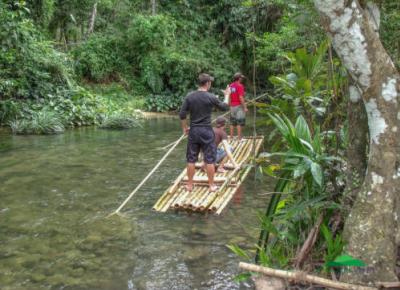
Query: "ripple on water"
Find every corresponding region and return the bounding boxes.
[0,118,270,289]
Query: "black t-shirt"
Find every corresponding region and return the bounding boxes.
[179,91,229,127]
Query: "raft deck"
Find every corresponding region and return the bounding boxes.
[153,136,264,215]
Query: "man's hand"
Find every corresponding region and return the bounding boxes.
[244,107,248,113]
[183,127,190,135]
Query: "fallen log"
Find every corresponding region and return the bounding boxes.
[239,262,377,290]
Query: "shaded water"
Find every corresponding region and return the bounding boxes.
[0,117,272,290]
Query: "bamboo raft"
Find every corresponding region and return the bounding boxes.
[153,136,264,215]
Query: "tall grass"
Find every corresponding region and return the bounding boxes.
[9,110,65,135]
[99,112,140,129]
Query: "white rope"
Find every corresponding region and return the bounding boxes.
[108,134,186,217]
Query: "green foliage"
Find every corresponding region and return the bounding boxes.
[269,41,331,120]
[381,0,400,69]
[99,112,139,129]
[9,109,64,134]
[327,254,366,268]
[144,94,182,112]
[255,113,341,268]
[72,34,127,82]
[254,1,325,79]
[0,1,74,99]
[320,224,345,272]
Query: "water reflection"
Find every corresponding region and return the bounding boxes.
[0,117,271,290]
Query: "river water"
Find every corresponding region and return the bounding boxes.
[0,117,272,290]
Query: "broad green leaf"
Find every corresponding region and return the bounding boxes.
[327,254,366,267]
[226,244,250,260]
[311,162,323,186]
[295,115,312,143]
[234,272,252,282]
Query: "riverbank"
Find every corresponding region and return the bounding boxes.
[0,84,165,135]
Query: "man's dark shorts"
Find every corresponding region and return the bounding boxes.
[187,126,216,164]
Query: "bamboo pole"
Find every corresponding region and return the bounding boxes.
[215,166,252,214]
[109,134,186,217]
[191,187,209,209]
[153,169,186,211]
[239,262,377,290]
[160,94,268,151]
[160,187,183,212]
[215,138,262,214]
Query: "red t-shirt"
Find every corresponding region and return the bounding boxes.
[229,81,245,107]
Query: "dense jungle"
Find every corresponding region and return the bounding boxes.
[1,0,400,289]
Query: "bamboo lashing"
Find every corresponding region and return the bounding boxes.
[111,92,267,216]
[153,136,264,214]
[239,262,377,290]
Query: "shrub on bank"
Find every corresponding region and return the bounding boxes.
[9,110,65,135]
[99,112,140,129]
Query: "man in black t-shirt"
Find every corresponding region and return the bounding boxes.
[179,73,229,192]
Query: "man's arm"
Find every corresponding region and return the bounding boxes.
[179,98,190,135]
[181,119,189,135]
[239,95,248,112]
[211,95,229,111]
[239,85,248,112]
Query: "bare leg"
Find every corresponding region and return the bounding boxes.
[230,125,234,139]
[186,163,195,191]
[237,125,242,140]
[206,163,217,191]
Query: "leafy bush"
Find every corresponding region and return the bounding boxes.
[71,34,128,82]
[9,110,65,135]
[144,94,182,112]
[0,2,74,99]
[99,112,139,129]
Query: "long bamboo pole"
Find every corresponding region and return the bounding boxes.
[108,134,186,217]
[239,262,377,290]
[160,94,268,151]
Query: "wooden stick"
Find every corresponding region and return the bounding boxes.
[294,214,324,268]
[109,134,186,217]
[239,262,377,290]
[222,140,239,168]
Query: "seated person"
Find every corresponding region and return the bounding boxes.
[213,117,238,173]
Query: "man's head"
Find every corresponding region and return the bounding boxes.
[216,116,227,128]
[198,73,214,90]
[233,72,245,83]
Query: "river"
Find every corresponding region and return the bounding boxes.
[0,117,272,290]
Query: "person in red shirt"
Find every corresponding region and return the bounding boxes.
[229,72,248,139]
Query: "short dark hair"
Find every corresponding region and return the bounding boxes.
[216,116,227,128]
[198,73,214,86]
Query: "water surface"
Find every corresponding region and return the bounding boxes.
[0,118,272,290]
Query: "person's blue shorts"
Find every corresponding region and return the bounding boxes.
[216,145,233,163]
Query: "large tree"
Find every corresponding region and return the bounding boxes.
[314,0,399,283]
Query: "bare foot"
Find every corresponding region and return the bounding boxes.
[185,184,193,192]
[209,184,218,192]
[217,167,226,173]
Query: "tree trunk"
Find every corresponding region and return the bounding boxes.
[86,2,97,38]
[313,0,400,283]
[151,0,156,15]
[344,83,368,208]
